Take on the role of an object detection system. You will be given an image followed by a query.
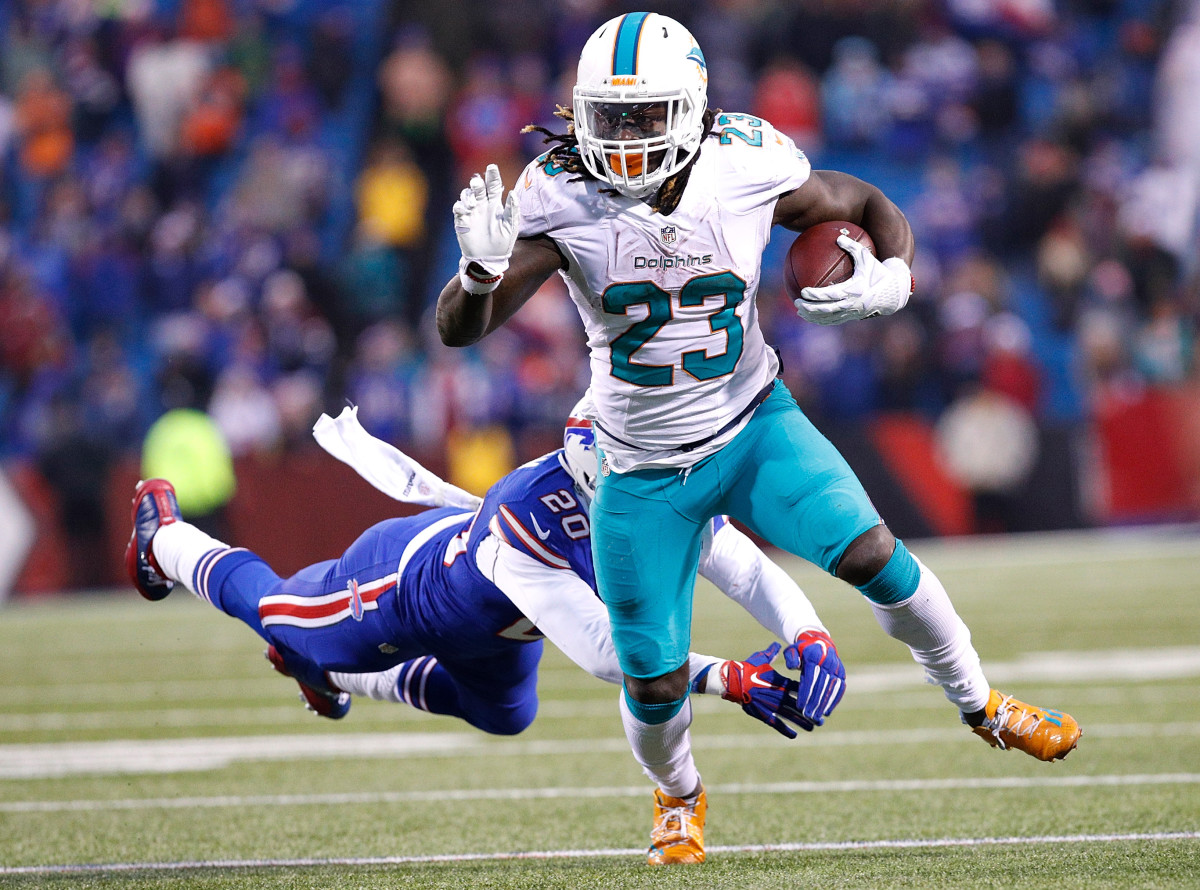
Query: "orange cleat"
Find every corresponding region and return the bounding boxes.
[971,689,1081,762]
[647,786,706,866]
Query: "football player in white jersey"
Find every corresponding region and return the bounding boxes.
[437,11,1081,865]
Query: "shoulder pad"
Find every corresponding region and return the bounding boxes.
[489,504,572,569]
[485,467,591,571]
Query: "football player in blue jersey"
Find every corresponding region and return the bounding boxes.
[126,395,847,856]
[436,9,1080,866]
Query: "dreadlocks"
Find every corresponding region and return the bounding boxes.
[521,106,721,216]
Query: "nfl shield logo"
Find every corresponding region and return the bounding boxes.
[661,225,676,244]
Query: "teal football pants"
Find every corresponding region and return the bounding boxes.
[591,381,882,679]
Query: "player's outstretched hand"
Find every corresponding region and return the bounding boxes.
[720,642,815,739]
[453,163,520,294]
[783,629,846,726]
[795,235,912,325]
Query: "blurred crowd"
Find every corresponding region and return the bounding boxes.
[1,0,1198,518]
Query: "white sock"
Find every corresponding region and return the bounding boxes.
[329,666,404,703]
[869,558,991,713]
[618,693,701,801]
[150,522,230,596]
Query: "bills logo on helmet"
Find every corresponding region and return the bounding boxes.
[348,578,364,621]
[562,395,599,500]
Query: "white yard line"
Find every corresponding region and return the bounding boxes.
[4,678,1197,728]
[879,527,1200,570]
[0,706,327,731]
[3,772,1200,813]
[1,831,1197,875]
[5,646,1199,732]
[0,677,287,706]
[1,722,1199,779]
[829,646,1200,693]
[0,731,487,778]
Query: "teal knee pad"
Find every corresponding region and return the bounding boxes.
[856,539,921,604]
[623,687,687,725]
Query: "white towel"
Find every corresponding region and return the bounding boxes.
[312,407,482,510]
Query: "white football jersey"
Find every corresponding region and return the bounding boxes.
[517,113,811,471]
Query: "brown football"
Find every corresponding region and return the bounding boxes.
[783,220,875,299]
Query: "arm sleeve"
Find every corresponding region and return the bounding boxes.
[698,522,826,644]
[480,534,623,684]
[479,534,733,689]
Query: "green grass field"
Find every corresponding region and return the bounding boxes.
[2,528,1198,888]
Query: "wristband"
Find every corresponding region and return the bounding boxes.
[458,257,503,295]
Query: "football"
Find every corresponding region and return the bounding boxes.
[783,220,875,299]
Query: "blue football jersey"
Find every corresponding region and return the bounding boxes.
[477,451,595,587]
[432,451,595,637]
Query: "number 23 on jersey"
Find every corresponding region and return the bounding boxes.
[602,271,748,387]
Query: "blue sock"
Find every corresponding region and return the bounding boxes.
[397,657,463,717]
[623,687,687,724]
[856,539,921,605]
[397,657,535,736]
[199,549,272,638]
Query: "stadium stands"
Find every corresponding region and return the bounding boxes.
[1,0,1197,592]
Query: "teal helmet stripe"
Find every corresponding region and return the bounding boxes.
[611,11,650,76]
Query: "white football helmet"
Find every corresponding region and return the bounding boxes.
[573,12,709,198]
[561,392,598,503]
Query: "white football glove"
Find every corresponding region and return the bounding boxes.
[454,164,520,294]
[794,235,913,326]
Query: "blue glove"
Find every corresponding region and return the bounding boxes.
[719,642,815,739]
[783,629,846,726]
